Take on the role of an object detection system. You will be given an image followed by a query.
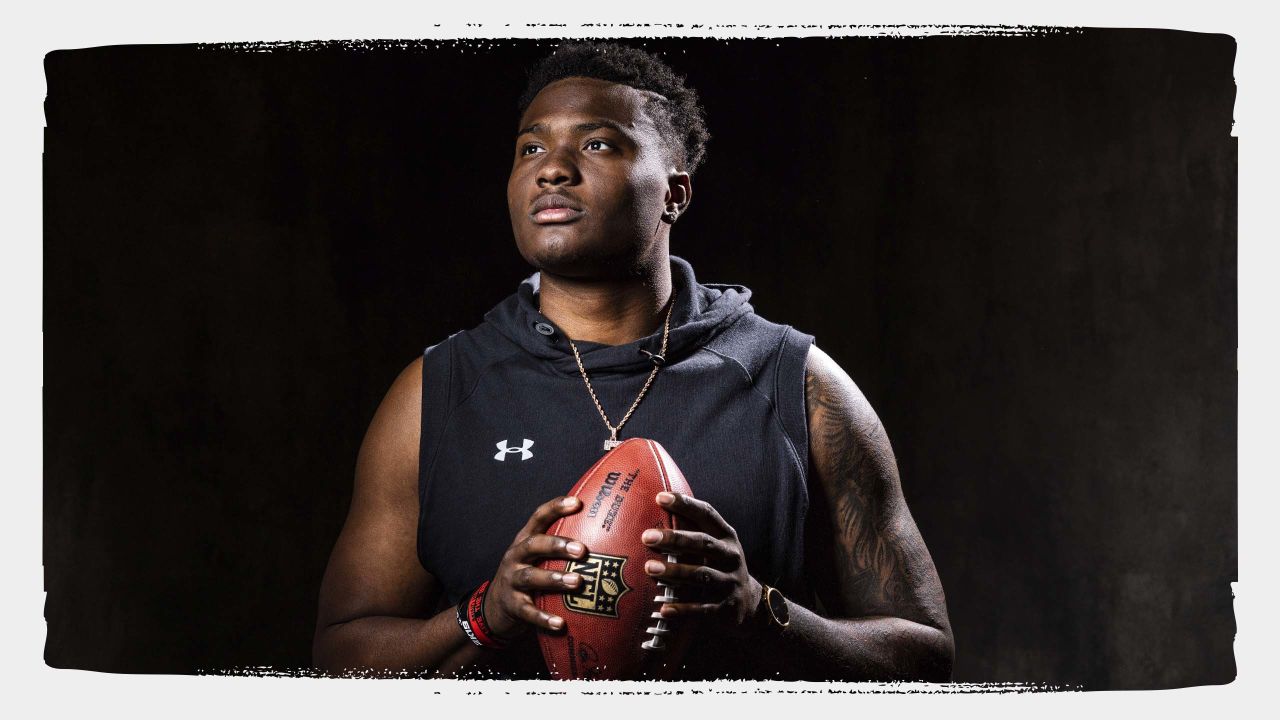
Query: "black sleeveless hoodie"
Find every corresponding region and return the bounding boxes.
[418,255,815,679]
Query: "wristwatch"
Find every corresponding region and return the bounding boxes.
[753,584,791,632]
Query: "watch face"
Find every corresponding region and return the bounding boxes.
[768,587,790,625]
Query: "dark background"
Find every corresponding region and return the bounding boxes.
[43,32,1237,688]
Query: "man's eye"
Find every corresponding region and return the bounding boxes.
[585,139,613,152]
[521,145,545,156]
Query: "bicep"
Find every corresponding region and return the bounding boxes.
[804,345,950,633]
[316,356,439,630]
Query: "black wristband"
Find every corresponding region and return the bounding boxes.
[456,581,508,649]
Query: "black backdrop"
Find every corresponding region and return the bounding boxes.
[43,31,1237,689]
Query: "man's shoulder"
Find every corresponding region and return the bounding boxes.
[381,355,425,414]
[415,321,530,411]
[802,343,886,450]
[716,298,814,348]
[420,318,517,368]
[704,306,812,354]
[803,343,837,383]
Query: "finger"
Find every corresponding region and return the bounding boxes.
[644,558,735,591]
[485,588,536,639]
[641,528,740,569]
[658,601,720,618]
[512,595,567,632]
[508,565,584,593]
[516,495,582,540]
[507,533,587,563]
[655,492,735,538]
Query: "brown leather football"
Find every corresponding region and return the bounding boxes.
[536,438,696,680]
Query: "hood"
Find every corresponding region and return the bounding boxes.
[483,255,754,376]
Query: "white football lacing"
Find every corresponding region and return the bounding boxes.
[641,553,678,651]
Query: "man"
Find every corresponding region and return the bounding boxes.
[313,42,952,681]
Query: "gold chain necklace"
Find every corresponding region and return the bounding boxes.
[565,290,677,452]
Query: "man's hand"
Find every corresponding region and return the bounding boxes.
[483,495,589,639]
[639,491,763,637]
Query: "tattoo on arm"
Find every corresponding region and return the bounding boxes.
[805,363,908,614]
[802,347,954,679]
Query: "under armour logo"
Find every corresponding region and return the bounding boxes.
[494,439,535,461]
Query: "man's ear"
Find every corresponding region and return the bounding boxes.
[665,172,693,214]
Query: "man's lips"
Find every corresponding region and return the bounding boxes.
[530,194,585,224]
[532,207,585,223]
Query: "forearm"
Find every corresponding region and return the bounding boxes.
[758,602,954,682]
[313,606,494,677]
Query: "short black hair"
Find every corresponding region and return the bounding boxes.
[518,42,710,175]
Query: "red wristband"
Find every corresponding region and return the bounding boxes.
[456,580,509,649]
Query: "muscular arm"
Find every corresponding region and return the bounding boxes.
[747,344,953,681]
[802,344,953,678]
[312,357,488,676]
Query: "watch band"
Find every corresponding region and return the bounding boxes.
[755,584,791,631]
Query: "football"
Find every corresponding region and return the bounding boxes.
[536,437,696,680]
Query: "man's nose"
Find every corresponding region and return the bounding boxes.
[536,147,580,187]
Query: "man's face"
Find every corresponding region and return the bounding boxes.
[508,77,681,279]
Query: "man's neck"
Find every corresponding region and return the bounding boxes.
[536,262,674,346]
